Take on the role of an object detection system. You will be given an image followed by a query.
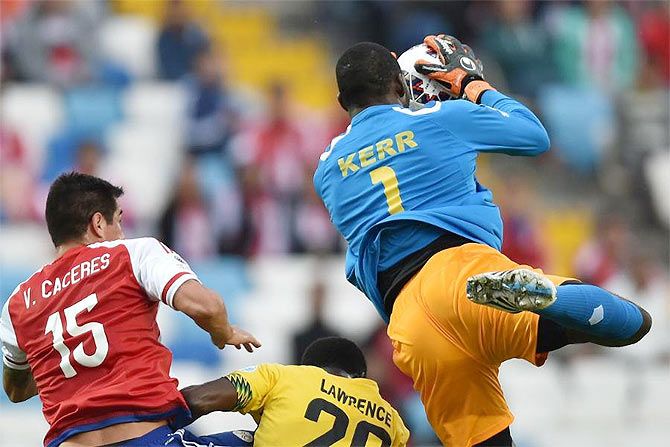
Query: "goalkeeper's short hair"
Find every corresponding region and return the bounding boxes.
[336,42,401,110]
[301,336,367,378]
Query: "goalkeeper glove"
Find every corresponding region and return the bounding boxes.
[414,34,495,103]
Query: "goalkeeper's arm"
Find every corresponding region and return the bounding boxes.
[434,91,551,157]
[416,33,550,156]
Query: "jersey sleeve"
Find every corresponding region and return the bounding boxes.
[313,159,325,201]
[391,408,410,447]
[125,238,200,308]
[433,91,551,156]
[0,298,29,371]
[224,363,281,415]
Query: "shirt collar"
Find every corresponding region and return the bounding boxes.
[351,104,398,126]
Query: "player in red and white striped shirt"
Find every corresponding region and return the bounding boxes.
[0,173,260,447]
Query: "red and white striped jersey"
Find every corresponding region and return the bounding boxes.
[0,238,199,447]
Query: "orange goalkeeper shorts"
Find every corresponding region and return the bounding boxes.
[387,243,573,446]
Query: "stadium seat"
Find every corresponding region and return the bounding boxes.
[64,86,123,134]
[41,130,103,183]
[193,154,236,202]
[0,407,49,445]
[1,84,64,171]
[167,312,222,366]
[639,364,670,422]
[233,318,293,366]
[538,85,614,172]
[105,123,183,223]
[0,224,53,269]
[98,16,157,79]
[169,361,212,388]
[569,357,629,422]
[500,359,566,431]
[112,0,166,21]
[248,256,318,290]
[237,258,365,368]
[122,82,187,127]
[645,150,670,228]
[38,86,121,182]
[242,288,310,330]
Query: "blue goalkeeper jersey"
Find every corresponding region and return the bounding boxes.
[313,91,550,321]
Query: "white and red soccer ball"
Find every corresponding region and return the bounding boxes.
[397,43,452,104]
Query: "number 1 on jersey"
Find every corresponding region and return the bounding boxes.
[370,166,404,215]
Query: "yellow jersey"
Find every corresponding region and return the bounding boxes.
[225,364,409,446]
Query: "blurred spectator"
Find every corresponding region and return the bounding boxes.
[480,0,551,98]
[537,84,614,172]
[292,108,345,255]
[644,150,670,230]
[237,83,311,254]
[617,88,670,168]
[291,279,339,364]
[0,0,29,26]
[603,246,670,419]
[637,1,670,87]
[192,153,250,255]
[1,47,22,83]
[548,1,637,91]
[0,126,27,166]
[159,158,215,261]
[157,0,210,81]
[184,49,238,156]
[42,136,106,184]
[241,184,293,255]
[293,182,341,254]
[0,126,36,222]
[314,1,392,52]
[497,177,547,268]
[574,214,630,286]
[74,140,103,176]
[388,7,451,53]
[34,139,138,232]
[603,248,670,361]
[249,83,308,199]
[8,0,96,86]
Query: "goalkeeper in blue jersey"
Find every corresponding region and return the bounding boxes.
[313,35,652,447]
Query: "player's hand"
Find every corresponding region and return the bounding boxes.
[221,326,261,353]
[414,34,494,103]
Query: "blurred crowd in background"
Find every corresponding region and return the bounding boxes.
[0,1,669,446]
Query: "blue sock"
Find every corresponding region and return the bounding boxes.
[537,284,643,340]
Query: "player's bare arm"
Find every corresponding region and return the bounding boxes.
[173,280,260,352]
[3,366,37,403]
[177,338,410,445]
[180,377,239,420]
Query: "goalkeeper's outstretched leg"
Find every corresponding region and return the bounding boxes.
[467,268,652,348]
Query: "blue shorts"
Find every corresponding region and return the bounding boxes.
[115,425,254,446]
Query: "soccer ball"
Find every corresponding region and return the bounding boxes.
[397,43,453,104]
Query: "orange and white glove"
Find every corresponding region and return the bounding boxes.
[414,34,495,103]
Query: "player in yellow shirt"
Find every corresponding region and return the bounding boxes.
[177,337,409,446]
